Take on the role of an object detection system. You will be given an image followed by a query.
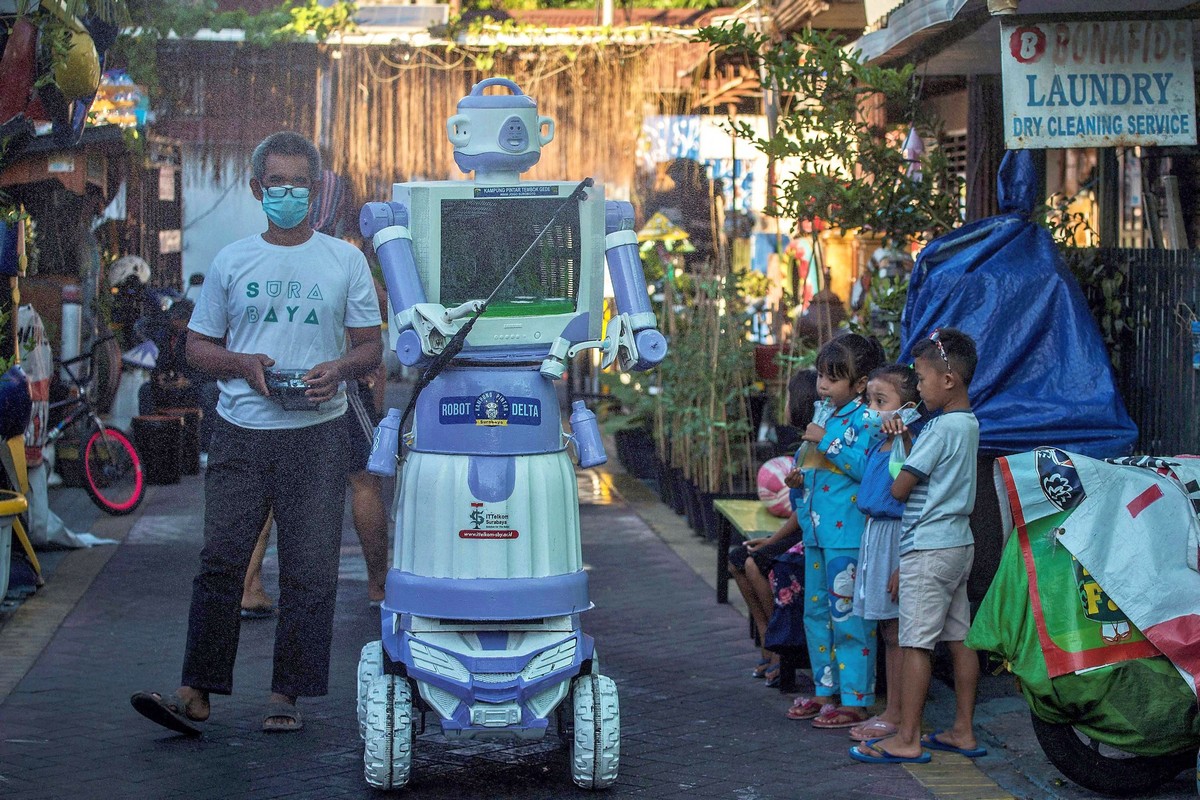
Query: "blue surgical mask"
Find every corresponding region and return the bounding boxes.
[261,185,311,229]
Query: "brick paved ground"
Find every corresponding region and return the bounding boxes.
[0,384,1194,799]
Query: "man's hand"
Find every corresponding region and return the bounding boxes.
[303,360,343,405]
[744,537,767,553]
[887,568,900,602]
[784,467,804,490]
[802,423,826,444]
[240,353,275,396]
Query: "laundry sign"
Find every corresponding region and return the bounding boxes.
[1001,18,1196,148]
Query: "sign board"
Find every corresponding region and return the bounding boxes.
[1001,19,1196,149]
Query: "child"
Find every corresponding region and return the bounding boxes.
[850,327,984,764]
[729,369,819,685]
[786,333,885,728]
[847,365,921,742]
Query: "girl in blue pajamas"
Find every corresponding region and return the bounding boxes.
[786,333,885,728]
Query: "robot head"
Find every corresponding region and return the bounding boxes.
[446,78,555,181]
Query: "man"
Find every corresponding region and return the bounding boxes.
[131,131,383,735]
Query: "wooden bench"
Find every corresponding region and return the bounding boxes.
[714,498,808,693]
[713,498,784,604]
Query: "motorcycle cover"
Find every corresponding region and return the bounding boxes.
[899,150,1136,458]
[967,449,1200,756]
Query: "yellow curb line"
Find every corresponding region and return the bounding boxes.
[903,751,1016,799]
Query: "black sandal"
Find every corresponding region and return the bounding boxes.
[130,691,204,736]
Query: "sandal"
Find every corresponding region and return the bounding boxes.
[849,716,899,741]
[786,697,834,720]
[751,658,772,680]
[262,701,303,733]
[812,707,871,729]
[130,691,204,736]
[763,664,783,688]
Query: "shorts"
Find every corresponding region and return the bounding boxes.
[898,544,973,650]
[852,517,901,621]
[343,379,379,474]
[728,529,804,577]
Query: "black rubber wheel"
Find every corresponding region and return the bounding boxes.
[1029,711,1194,797]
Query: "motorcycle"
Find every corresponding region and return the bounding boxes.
[967,447,1200,797]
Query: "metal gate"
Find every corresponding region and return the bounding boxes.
[1093,248,1200,456]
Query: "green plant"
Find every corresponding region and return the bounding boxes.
[1038,192,1132,370]
[696,25,962,252]
[848,273,907,360]
[111,0,357,93]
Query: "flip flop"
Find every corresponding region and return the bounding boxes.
[921,730,987,758]
[812,707,872,729]
[751,658,772,680]
[849,738,931,765]
[262,702,303,733]
[849,717,898,741]
[786,697,834,720]
[130,691,204,736]
[240,604,276,620]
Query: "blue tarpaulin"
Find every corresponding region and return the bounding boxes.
[899,150,1137,458]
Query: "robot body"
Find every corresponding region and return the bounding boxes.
[356,79,663,790]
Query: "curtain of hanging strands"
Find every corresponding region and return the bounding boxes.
[155,38,709,208]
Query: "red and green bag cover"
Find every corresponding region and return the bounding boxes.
[966,449,1200,756]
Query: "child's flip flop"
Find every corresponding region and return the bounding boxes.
[849,739,931,765]
[921,730,987,758]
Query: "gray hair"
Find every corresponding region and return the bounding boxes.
[250,132,321,185]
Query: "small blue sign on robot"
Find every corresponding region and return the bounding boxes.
[439,391,541,426]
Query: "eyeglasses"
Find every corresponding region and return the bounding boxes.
[263,185,311,199]
[929,329,952,374]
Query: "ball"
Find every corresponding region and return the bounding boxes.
[757,455,795,517]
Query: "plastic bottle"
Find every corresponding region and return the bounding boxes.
[569,400,607,468]
[367,408,402,477]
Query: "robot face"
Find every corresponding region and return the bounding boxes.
[497,115,530,153]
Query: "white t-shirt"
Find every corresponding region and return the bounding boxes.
[898,410,979,554]
[189,232,382,430]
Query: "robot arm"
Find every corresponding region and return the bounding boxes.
[604,201,666,371]
[361,200,468,367]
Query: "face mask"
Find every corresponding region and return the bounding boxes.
[861,408,884,436]
[261,188,310,230]
[880,404,921,427]
[862,403,921,435]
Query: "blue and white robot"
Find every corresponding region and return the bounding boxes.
[355,78,666,790]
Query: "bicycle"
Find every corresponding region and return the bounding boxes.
[46,336,145,515]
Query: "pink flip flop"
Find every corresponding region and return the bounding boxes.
[849,716,899,741]
[786,697,835,720]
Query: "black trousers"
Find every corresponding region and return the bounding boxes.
[181,415,348,697]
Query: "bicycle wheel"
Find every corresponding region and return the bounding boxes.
[83,427,145,515]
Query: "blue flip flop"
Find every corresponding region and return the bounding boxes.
[849,738,931,764]
[922,730,987,758]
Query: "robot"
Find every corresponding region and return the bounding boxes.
[355,78,666,790]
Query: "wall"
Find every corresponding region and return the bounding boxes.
[180,148,263,283]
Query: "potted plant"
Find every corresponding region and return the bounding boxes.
[695,25,964,361]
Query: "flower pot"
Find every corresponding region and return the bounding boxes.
[668,467,687,515]
[615,427,657,479]
[682,479,704,534]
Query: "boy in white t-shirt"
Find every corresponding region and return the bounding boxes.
[131,132,382,737]
[851,327,984,765]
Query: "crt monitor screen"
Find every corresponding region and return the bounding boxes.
[439,198,580,318]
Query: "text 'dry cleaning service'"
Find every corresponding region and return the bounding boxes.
[1001,18,1196,149]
